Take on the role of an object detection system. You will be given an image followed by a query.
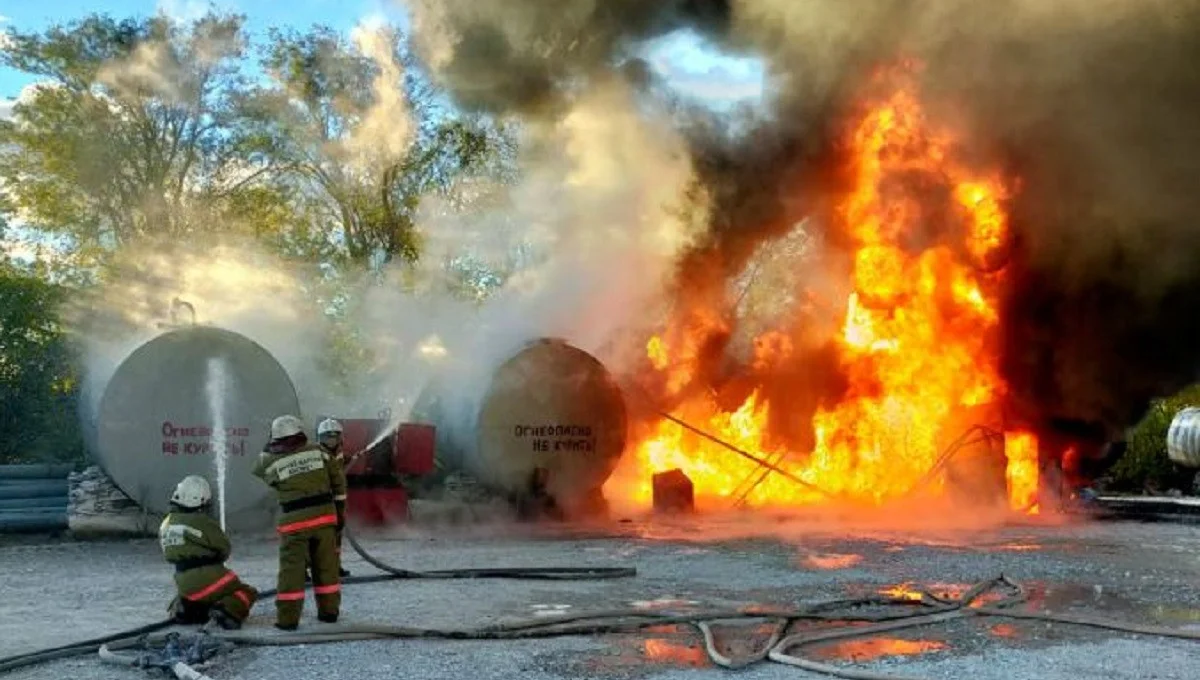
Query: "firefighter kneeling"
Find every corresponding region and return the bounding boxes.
[254,414,346,630]
[160,475,258,630]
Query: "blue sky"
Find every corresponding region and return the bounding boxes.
[0,0,765,108]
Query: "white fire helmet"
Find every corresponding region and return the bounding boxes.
[317,418,343,437]
[171,475,212,509]
[270,414,305,440]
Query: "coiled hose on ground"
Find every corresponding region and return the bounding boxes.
[4,535,1200,680]
[0,524,636,675]
[90,575,1200,680]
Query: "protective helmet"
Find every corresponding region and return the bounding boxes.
[271,414,304,440]
[171,475,212,509]
[317,418,343,437]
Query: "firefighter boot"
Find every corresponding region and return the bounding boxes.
[209,606,241,631]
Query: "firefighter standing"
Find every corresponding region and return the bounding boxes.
[316,417,351,577]
[159,475,258,630]
[252,414,346,630]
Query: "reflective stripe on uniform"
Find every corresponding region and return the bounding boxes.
[277,514,338,534]
[184,572,236,601]
[234,590,251,606]
[333,494,347,501]
[313,584,340,595]
[265,449,329,482]
[276,591,305,601]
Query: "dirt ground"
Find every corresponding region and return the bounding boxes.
[1,513,1198,680]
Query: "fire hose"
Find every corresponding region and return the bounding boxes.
[0,524,635,676]
[76,575,1200,680]
[3,542,1198,680]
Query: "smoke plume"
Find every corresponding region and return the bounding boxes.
[407,0,1200,442]
[347,73,709,460]
[721,0,1200,437]
[69,239,332,436]
[404,0,733,115]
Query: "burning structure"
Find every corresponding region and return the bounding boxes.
[601,61,1041,517]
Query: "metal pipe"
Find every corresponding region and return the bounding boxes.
[0,480,70,499]
[0,497,68,511]
[0,464,74,479]
[649,408,832,498]
[0,512,68,533]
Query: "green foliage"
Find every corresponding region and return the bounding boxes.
[0,10,519,455]
[1109,384,1200,492]
[0,10,516,272]
[0,258,84,464]
[0,12,279,269]
[236,24,517,267]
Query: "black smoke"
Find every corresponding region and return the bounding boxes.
[405,0,733,115]
[408,0,1200,441]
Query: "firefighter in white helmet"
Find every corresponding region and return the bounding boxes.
[159,475,258,629]
[317,417,350,577]
[252,414,346,629]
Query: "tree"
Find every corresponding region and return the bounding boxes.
[237,24,517,267]
[0,253,83,464]
[1109,385,1200,493]
[0,12,280,270]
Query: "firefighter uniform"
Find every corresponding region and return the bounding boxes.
[253,415,348,629]
[316,418,350,574]
[159,479,257,629]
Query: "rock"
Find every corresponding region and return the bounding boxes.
[67,465,157,536]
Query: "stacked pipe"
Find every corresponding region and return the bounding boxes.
[0,464,71,533]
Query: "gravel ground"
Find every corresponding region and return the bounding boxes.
[1,514,1198,679]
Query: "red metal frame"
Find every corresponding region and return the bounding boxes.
[315,416,435,526]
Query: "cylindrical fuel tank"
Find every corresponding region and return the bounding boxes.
[93,325,301,516]
[411,338,627,510]
[1166,407,1200,468]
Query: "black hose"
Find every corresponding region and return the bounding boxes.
[0,620,177,674]
[0,527,636,675]
[342,527,636,581]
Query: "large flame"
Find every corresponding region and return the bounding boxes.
[606,62,1040,514]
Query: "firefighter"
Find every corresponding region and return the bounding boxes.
[316,417,351,577]
[252,414,346,630]
[159,475,258,630]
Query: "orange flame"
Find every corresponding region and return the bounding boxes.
[1004,431,1040,514]
[605,61,1039,515]
[643,639,709,667]
[801,553,865,570]
[811,637,949,661]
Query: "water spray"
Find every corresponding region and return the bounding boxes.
[204,357,230,531]
[341,405,404,470]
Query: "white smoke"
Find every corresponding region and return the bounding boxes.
[346,75,709,463]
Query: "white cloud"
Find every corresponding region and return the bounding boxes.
[156,0,230,25]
